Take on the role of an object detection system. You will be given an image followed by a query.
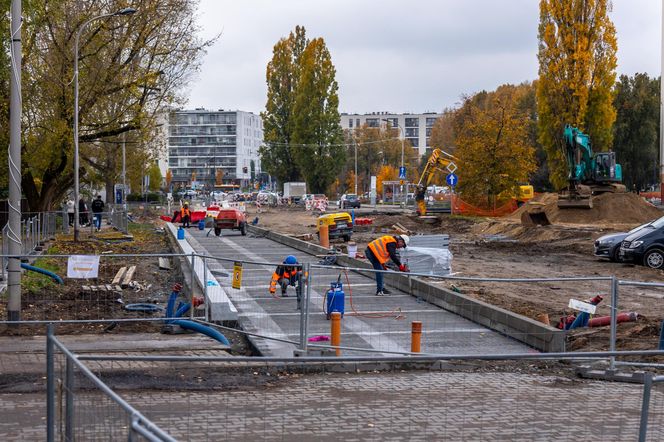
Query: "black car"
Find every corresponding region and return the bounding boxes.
[339,194,361,209]
[620,216,664,269]
[594,222,649,262]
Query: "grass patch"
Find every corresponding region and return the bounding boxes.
[22,257,63,294]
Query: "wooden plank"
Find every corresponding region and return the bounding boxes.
[158,257,171,270]
[114,285,122,291]
[105,284,114,291]
[121,265,137,288]
[112,267,127,285]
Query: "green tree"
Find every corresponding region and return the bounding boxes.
[17,0,212,211]
[613,74,660,191]
[537,0,617,189]
[291,38,344,193]
[259,26,308,186]
[453,84,537,206]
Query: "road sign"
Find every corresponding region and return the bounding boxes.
[446,162,457,173]
[399,166,406,179]
[446,173,458,187]
[232,261,243,289]
[568,298,597,314]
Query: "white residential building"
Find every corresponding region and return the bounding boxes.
[340,112,442,157]
[167,109,262,188]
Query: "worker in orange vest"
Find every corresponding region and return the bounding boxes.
[365,235,410,296]
[180,203,191,228]
[269,255,303,308]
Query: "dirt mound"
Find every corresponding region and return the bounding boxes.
[511,192,661,226]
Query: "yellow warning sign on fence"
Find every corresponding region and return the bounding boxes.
[232,262,243,289]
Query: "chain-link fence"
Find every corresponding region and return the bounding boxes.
[38,328,664,442]
[4,247,664,362]
[46,326,173,441]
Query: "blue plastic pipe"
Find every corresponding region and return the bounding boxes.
[21,263,63,284]
[171,319,230,346]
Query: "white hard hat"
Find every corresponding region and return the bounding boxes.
[399,234,410,247]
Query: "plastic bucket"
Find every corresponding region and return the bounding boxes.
[347,242,357,258]
[198,219,205,230]
[177,227,185,240]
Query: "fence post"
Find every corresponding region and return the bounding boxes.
[190,252,195,319]
[298,264,308,352]
[610,276,618,371]
[65,357,74,441]
[47,324,55,442]
[638,373,653,442]
[303,263,312,352]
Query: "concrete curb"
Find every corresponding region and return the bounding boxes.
[247,225,566,353]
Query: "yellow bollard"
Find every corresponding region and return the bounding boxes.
[331,311,341,356]
[319,224,329,249]
[411,321,422,353]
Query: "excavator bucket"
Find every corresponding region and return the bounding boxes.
[520,202,551,226]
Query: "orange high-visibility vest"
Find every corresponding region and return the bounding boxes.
[181,207,191,217]
[367,236,396,264]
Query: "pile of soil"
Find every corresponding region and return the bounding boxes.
[511,192,661,227]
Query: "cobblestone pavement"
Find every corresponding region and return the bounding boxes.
[2,369,663,441]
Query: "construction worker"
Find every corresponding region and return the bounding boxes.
[180,203,191,228]
[269,255,303,308]
[365,235,410,296]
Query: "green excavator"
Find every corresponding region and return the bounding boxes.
[523,125,625,226]
[557,124,625,209]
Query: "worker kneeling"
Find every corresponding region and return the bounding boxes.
[365,235,409,296]
[269,255,303,309]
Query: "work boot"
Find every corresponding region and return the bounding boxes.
[281,290,288,297]
[382,288,391,295]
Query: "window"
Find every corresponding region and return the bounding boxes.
[426,127,432,137]
[381,117,398,128]
[366,118,379,127]
[407,138,419,147]
[426,117,437,127]
[349,119,353,128]
[405,118,419,127]
[356,119,360,127]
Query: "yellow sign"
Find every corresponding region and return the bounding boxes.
[399,179,404,185]
[232,261,243,289]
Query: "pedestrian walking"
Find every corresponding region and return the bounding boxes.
[78,198,89,226]
[364,235,410,296]
[66,198,75,226]
[91,195,105,231]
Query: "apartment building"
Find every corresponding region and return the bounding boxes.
[340,112,442,157]
[167,108,262,188]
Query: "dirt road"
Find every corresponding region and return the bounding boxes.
[247,203,664,352]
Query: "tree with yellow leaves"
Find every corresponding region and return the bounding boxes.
[454,84,537,206]
[537,0,617,188]
[376,165,398,195]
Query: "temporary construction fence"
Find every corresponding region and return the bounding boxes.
[3,249,664,365]
[42,326,664,441]
[46,326,174,441]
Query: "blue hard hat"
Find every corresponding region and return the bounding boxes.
[284,255,298,265]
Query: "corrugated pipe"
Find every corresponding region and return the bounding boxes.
[20,263,63,284]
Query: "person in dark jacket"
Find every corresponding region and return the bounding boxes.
[78,198,89,226]
[91,195,105,231]
[269,255,303,309]
[365,235,410,296]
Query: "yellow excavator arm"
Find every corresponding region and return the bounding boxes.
[415,148,458,215]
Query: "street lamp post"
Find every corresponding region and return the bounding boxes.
[73,7,136,241]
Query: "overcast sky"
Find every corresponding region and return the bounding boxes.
[186,0,662,115]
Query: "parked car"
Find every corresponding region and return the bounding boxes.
[594,222,650,262]
[214,208,247,236]
[338,194,361,209]
[619,215,664,269]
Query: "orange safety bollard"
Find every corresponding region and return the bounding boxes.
[319,224,330,249]
[330,311,341,356]
[411,321,422,353]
